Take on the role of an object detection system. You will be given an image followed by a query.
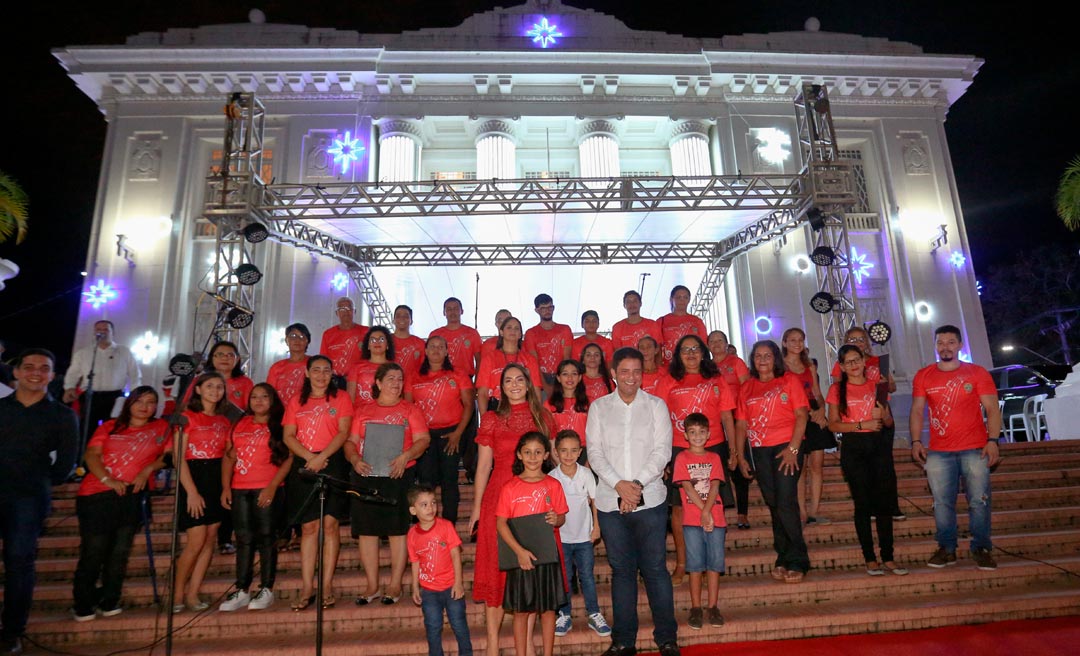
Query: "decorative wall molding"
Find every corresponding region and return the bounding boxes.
[128,133,163,181]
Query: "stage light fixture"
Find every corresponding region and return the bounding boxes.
[914,301,933,322]
[168,353,197,377]
[867,320,892,345]
[809,291,836,314]
[810,246,836,266]
[234,263,263,285]
[243,222,269,243]
[806,207,826,232]
[754,316,773,335]
[227,307,255,329]
[792,254,812,274]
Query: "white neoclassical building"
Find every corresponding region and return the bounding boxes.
[55,0,986,417]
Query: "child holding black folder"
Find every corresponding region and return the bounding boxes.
[496,432,568,656]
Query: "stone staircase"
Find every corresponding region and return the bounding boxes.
[18,441,1080,654]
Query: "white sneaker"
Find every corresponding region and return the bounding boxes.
[554,612,572,636]
[588,611,612,637]
[219,589,251,612]
[247,588,274,610]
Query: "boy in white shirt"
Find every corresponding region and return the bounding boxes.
[549,430,611,637]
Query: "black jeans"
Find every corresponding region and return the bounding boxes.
[232,488,281,590]
[717,441,749,513]
[73,491,142,614]
[416,426,463,523]
[840,432,896,562]
[752,444,809,573]
[1,493,50,639]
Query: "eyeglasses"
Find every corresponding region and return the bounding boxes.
[213,351,238,359]
[846,336,868,344]
[842,359,863,367]
[335,306,354,313]
[680,346,702,354]
[286,333,308,340]
[368,336,388,344]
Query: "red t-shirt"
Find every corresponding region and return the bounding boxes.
[911,363,996,451]
[182,410,231,460]
[394,334,427,381]
[347,360,383,406]
[429,325,482,379]
[610,317,663,351]
[716,355,749,390]
[826,380,878,430]
[787,365,820,408]
[658,313,708,365]
[657,373,736,448]
[225,375,254,410]
[320,325,369,376]
[672,450,726,527]
[545,397,589,447]
[348,400,429,469]
[736,374,810,448]
[409,369,473,430]
[831,355,882,384]
[230,416,285,489]
[408,517,462,592]
[266,358,308,406]
[524,323,574,376]
[641,370,669,396]
[78,419,172,496]
[283,392,354,452]
[583,375,611,403]
[496,476,569,519]
[476,350,544,402]
[572,335,614,363]
[481,335,500,358]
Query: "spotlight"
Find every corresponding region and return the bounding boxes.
[227,307,255,329]
[809,291,836,314]
[867,320,892,345]
[810,246,836,266]
[234,263,263,285]
[754,316,773,335]
[168,353,197,377]
[792,254,812,274]
[243,222,269,243]
[806,207,826,232]
[914,301,933,322]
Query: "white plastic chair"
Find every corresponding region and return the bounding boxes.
[998,400,1016,443]
[1023,394,1049,441]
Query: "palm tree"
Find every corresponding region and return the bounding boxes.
[0,171,29,244]
[1058,155,1080,231]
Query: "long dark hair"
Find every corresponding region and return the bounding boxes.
[418,335,454,375]
[748,340,786,380]
[299,355,341,405]
[549,359,588,413]
[835,344,865,418]
[496,316,524,351]
[511,431,554,475]
[208,341,244,378]
[669,334,719,381]
[362,325,395,361]
[114,385,159,432]
[371,362,404,400]
[247,382,289,466]
[781,327,813,369]
[580,343,613,393]
[496,363,551,437]
[187,372,229,414]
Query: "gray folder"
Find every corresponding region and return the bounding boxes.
[364,422,406,477]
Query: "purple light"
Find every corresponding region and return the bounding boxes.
[850,247,874,284]
[82,279,117,309]
[754,316,773,335]
[976,280,983,296]
[327,131,364,175]
[959,350,973,363]
[526,17,563,48]
[949,251,967,269]
[331,272,349,292]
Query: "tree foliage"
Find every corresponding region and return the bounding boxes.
[0,171,29,245]
[1058,155,1080,231]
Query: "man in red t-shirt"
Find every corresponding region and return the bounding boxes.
[524,293,573,395]
[319,297,368,380]
[611,290,663,351]
[572,310,614,363]
[428,297,482,480]
[391,305,426,382]
[909,324,1001,571]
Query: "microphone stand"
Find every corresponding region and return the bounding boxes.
[76,336,102,466]
[163,368,196,656]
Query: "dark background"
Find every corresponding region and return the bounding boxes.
[1,0,1076,370]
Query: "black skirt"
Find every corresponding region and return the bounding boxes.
[285,450,351,524]
[350,467,415,538]
[803,421,838,452]
[178,458,225,530]
[503,562,568,613]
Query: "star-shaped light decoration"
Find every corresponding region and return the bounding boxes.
[332,272,349,292]
[83,279,118,309]
[976,280,983,296]
[327,131,364,175]
[850,247,875,285]
[133,331,163,365]
[949,250,967,269]
[526,17,563,48]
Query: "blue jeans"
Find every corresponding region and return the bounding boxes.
[420,586,472,656]
[1,494,49,639]
[925,449,992,551]
[558,540,600,617]
[682,526,726,573]
[598,503,677,648]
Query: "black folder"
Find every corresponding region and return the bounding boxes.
[497,512,559,570]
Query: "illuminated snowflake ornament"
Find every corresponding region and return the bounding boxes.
[976,280,983,296]
[83,279,118,309]
[331,272,349,292]
[850,247,875,284]
[526,17,563,48]
[133,331,163,365]
[327,131,364,174]
[949,250,967,269]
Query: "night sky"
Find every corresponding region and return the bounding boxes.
[1,0,1076,369]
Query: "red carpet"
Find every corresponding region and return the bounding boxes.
[675,616,1080,655]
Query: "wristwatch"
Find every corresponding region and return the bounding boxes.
[632,479,643,488]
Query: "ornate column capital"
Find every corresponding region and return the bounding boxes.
[375,118,424,144]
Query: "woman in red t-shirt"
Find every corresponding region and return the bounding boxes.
[734,340,811,583]
[637,335,668,395]
[580,342,613,403]
[406,335,476,524]
[469,363,557,653]
[208,341,254,414]
[545,359,590,457]
[707,329,752,529]
[266,323,312,406]
[282,355,354,611]
[476,316,543,414]
[219,383,293,611]
[345,362,430,605]
[347,325,394,406]
[658,284,709,366]
[73,386,170,619]
[826,345,906,576]
[174,372,232,611]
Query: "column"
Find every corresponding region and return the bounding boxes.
[375,118,423,182]
[474,119,517,180]
[669,119,713,177]
[577,119,621,178]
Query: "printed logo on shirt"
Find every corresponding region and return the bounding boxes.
[780,392,789,403]
[329,407,337,416]
[449,379,457,388]
[963,383,973,394]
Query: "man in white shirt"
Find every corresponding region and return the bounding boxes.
[62,320,141,431]
[586,347,679,656]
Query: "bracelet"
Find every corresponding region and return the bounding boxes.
[788,445,799,456]
[911,440,923,445]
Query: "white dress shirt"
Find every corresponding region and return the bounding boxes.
[585,389,672,513]
[63,342,141,392]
